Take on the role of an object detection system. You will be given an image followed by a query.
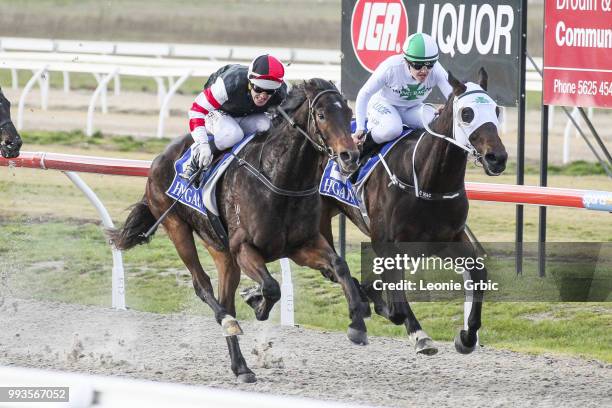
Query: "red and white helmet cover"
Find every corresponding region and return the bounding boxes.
[248,54,285,90]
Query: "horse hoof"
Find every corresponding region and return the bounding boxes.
[237,372,257,383]
[347,327,368,345]
[415,337,438,355]
[221,316,244,337]
[241,286,263,305]
[454,331,476,354]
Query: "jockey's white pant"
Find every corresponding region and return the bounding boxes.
[366,96,435,144]
[205,111,270,150]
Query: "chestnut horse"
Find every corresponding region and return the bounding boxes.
[110,79,369,382]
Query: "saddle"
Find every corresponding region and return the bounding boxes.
[167,133,257,248]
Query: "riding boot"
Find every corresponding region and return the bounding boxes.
[349,131,377,184]
[180,154,200,181]
[359,132,378,163]
[180,141,218,189]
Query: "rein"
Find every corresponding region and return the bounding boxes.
[237,87,342,197]
[233,154,319,197]
[377,135,465,201]
[420,104,479,157]
[379,89,497,200]
[276,88,341,160]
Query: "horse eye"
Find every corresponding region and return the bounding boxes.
[317,113,325,120]
[461,107,474,123]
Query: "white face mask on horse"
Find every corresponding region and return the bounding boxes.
[451,82,501,150]
[421,82,500,156]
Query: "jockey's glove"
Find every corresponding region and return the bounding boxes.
[352,129,366,146]
[192,141,213,169]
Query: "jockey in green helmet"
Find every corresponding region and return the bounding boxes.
[353,32,452,150]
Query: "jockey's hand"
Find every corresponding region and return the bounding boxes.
[192,142,213,169]
[352,129,366,146]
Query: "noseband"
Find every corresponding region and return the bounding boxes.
[420,88,499,163]
[232,88,345,198]
[276,88,342,159]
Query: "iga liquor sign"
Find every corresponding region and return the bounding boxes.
[543,0,612,108]
[341,0,521,106]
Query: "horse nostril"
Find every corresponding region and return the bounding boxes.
[485,153,500,164]
[339,151,352,163]
[486,151,508,164]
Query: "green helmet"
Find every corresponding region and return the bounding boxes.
[403,33,439,63]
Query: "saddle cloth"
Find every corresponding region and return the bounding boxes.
[319,122,413,208]
[166,133,256,217]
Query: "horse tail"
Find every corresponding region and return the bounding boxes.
[107,197,157,250]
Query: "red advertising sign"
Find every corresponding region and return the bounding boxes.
[543,0,612,108]
[350,0,409,73]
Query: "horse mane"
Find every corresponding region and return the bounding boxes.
[270,83,307,126]
[428,91,456,134]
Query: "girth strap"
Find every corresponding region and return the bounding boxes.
[377,151,465,201]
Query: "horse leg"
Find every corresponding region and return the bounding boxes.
[319,204,371,316]
[319,201,336,249]
[160,215,255,382]
[385,270,437,354]
[161,216,239,331]
[445,231,485,354]
[234,242,281,321]
[369,241,437,354]
[207,244,256,383]
[290,235,369,345]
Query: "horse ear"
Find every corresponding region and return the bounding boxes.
[478,67,488,91]
[303,79,317,98]
[448,71,466,96]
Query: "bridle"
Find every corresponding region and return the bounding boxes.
[421,91,494,160]
[378,86,500,200]
[233,87,347,198]
[276,88,343,160]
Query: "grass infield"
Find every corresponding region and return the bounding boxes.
[1,132,611,362]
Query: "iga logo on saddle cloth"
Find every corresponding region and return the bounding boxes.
[166,134,256,216]
[319,160,361,208]
[319,127,411,209]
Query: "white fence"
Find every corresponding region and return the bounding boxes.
[3,37,593,162]
[0,37,341,138]
[0,50,340,138]
[0,365,371,408]
[0,36,341,64]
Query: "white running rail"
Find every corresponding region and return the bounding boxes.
[1,51,340,138]
[0,365,375,408]
[0,36,341,64]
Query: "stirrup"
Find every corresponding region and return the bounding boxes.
[180,156,199,180]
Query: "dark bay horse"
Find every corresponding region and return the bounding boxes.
[110,79,369,383]
[320,69,507,355]
[0,87,22,158]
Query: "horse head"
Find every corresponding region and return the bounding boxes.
[0,87,22,159]
[445,68,507,176]
[289,79,359,174]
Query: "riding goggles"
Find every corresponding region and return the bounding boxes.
[250,83,277,95]
[409,61,435,71]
